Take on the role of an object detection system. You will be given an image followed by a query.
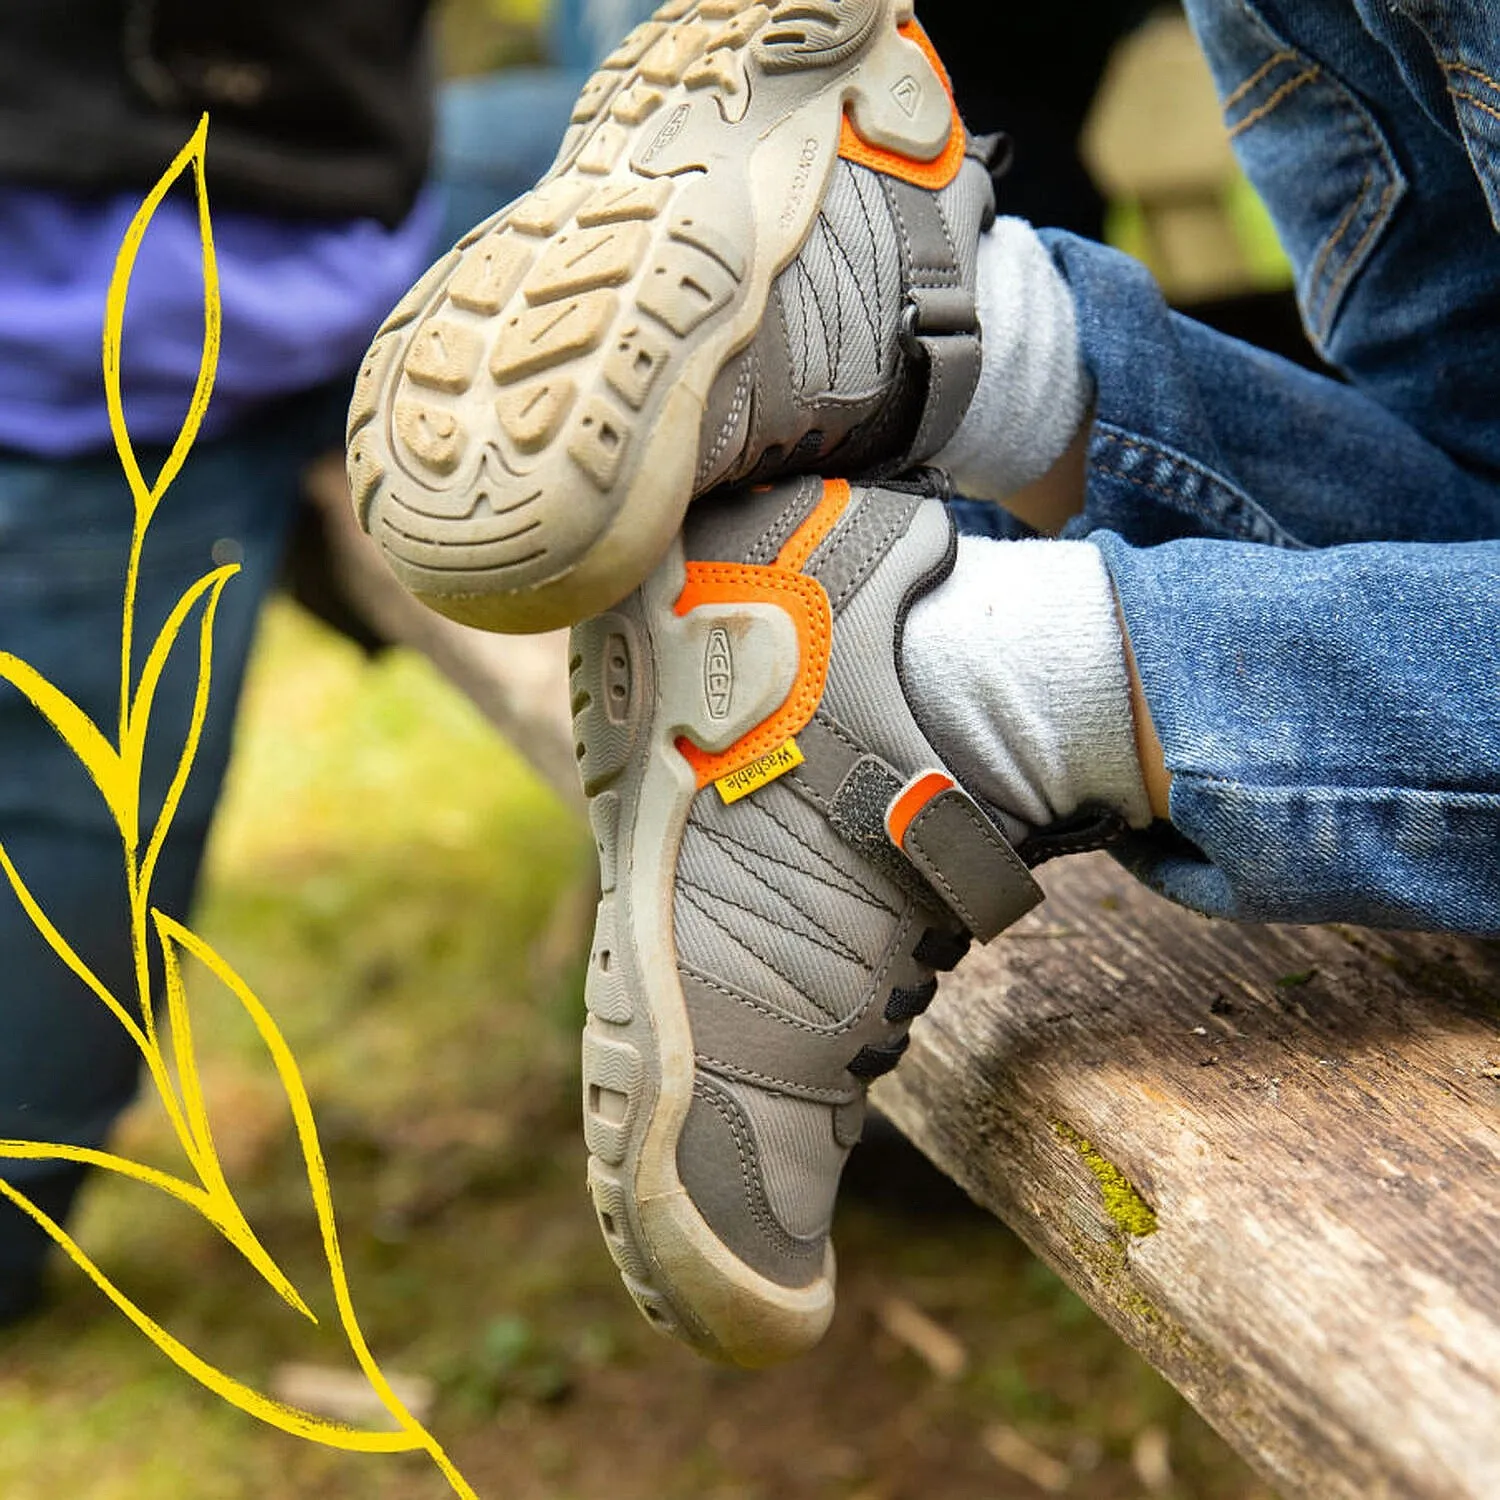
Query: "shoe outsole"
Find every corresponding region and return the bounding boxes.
[569,543,835,1365]
[348,0,955,634]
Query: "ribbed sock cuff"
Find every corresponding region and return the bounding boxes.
[902,535,1152,833]
[932,217,1090,503]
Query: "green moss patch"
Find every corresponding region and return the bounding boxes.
[1053,1122,1159,1238]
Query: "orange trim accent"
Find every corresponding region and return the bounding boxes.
[775,478,851,572]
[674,564,832,789]
[836,22,965,191]
[673,480,855,791]
[885,770,954,847]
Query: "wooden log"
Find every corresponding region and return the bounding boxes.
[874,851,1500,1500]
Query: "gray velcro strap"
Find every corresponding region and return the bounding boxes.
[883,176,984,465]
[907,328,982,467]
[822,750,1041,939]
[825,753,931,903]
[897,786,1043,941]
[906,284,975,333]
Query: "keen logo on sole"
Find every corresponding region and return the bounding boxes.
[640,103,691,167]
[704,627,733,720]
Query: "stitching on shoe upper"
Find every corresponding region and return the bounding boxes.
[834,23,965,191]
[886,178,962,290]
[679,884,832,1005]
[695,818,893,915]
[828,173,883,360]
[699,360,754,486]
[673,563,830,785]
[785,711,865,810]
[679,853,868,967]
[679,878,862,986]
[680,905,922,1047]
[904,793,1037,933]
[697,1056,857,1105]
[789,258,818,391]
[914,339,945,458]
[744,481,820,567]
[681,962,871,1039]
[750,795,884,903]
[820,492,912,613]
[906,824,978,930]
[693,873,865,974]
[690,1078,827,1262]
[908,207,961,288]
[774,478,852,571]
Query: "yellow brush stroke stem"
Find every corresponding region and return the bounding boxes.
[157,929,317,1321]
[0,1137,306,1319]
[0,837,146,1051]
[0,835,193,1162]
[136,567,238,908]
[0,111,493,1499]
[123,564,237,821]
[153,915,480,1497]
[106,113,220,750]
[0,1142,208,1212]
[0,1178,421,1453]
[124,564,237,1073]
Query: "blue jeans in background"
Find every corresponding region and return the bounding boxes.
[0,389,338,1313]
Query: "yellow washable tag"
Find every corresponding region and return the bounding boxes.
[714,738,804,805]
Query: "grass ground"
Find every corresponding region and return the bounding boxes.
[0,601,1272,1499]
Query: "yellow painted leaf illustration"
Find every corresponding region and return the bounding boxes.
[0,113,482,1498]
[0,654,133,839]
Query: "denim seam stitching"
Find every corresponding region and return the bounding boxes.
[1227,66,1320,139]
[1092,428,1306,547]
[1169,771,1500,805]
[1443,61,1500,97]
[1305,168,1372,340]
[1220,48,1298,112]
[1319,174,1401,338]
[1214,4,1404,350]
[1450,88,1500,128]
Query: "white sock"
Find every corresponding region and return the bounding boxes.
[932,217,1090,503]
[901,535,1152,833]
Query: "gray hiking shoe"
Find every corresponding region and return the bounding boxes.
[568,475,1042,1364]
[347,0,996,633]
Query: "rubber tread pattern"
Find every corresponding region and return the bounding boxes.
[348,0,952,631]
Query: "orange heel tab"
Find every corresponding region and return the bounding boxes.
[886,770,955,847]
[837,22,966,191]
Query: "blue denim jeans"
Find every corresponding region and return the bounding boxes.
[0,73,587,1315]
[0,390,338,1313]
[964,0,1500,933]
